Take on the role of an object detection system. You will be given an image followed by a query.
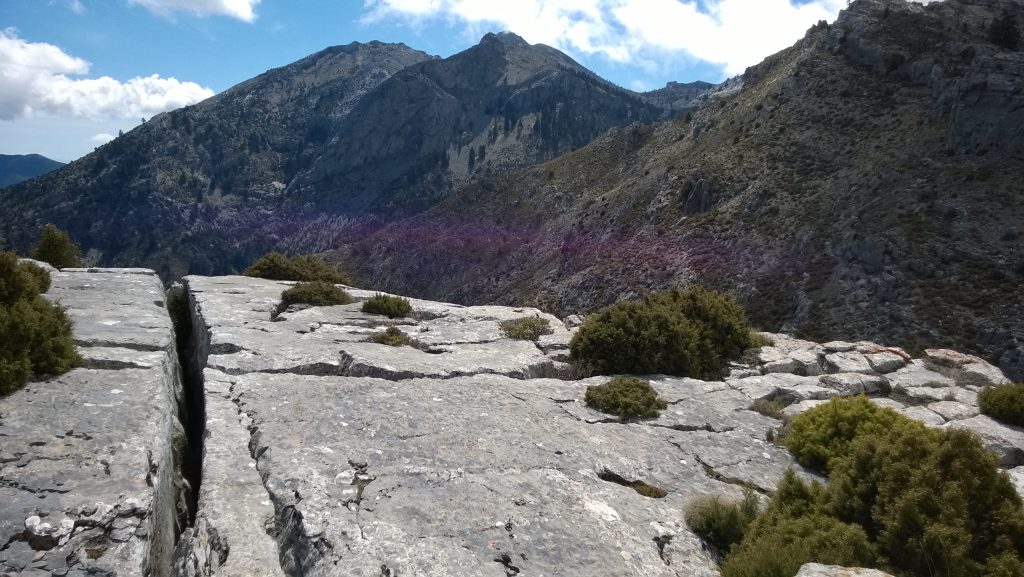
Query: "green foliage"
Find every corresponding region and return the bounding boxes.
[826,426,1024,577]
[31,224,84,269]
[685,489,760,555]
[991,10,1020,51]
[500,317,553,340]
[724,397,1024,577]
[584,377,668,420]
[979,383,1024,427]
[0,252,51,306]
[785,395,922,473]
[244,252,352,284]
[569,286,755,379]
[280,281,353,307]
[722,510,877,577]
[361,294,412,318]
[0,253,80,394]
[366,326,408,347]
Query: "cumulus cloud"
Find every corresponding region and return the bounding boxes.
[0,29,214,121]
[363,0,849,77]
[128,0,261,21]
[90,132,116,144]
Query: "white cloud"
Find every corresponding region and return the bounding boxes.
[68,0,86,14]
[363,0,849,77]
[127,0,261,21]
[0,29,214,121]
[90,132,115,144]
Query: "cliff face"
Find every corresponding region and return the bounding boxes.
[1,270,1017,576]
[331,0,1024,376]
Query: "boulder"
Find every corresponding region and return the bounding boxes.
[795,563,894,577]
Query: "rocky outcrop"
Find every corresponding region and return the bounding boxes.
[171,276,1016,576]
[795,564,894,577]
[0,269,188,577]
[1,272,1017,575]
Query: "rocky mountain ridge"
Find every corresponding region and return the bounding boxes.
[0,154,64,188]
[0,33,667,279]
[0,267,1017,576]
[327,0,1024,378]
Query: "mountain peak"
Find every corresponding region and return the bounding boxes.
[480,31,529,48]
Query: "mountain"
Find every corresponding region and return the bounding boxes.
[326,0,1024,378]
[0,33,666,278]
[643,80,716,112]
[0,154,64,187]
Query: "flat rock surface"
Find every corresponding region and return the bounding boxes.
[177,278,1017,576]
[179,276,828,576]
[1,269,184,577]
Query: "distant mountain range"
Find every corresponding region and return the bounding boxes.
[0,32,679,277]
[1,0,1021,378]
[0,154,64,188]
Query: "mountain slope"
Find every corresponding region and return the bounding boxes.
[0,34,666,277]
[0,154,64,187]
[330,0,1024,377]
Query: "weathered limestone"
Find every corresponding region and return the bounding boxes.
[174,276,827,576]
[795,564,894,577]
[0,269,187,577]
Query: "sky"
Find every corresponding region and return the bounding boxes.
[1,0,855,162]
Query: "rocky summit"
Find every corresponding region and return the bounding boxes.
[1,270,1016,576]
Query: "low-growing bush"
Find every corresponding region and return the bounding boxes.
[569,286,755,379]
[685,490,760,556]
[31,224,83,269]
[979,383,1024,427]
[584,377,667,420]
[721,397,1024,577]
[751,397,790,420]
[784,395,921,473]
[280,281,353,307]
[366,326,408,347]
[244,252,352,284]
[361,294,412,318]
[722,510,878,577]
[1,251,80,395]
[1,253,51,306]
[500,317,553,340]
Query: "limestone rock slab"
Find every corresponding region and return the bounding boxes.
[0,269,185,577]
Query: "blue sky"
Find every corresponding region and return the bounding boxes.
[1,0,851,162]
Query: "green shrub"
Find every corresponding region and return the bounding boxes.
[569,286,755,379]
[979,383,1024,427]
[31,224,83,269]
[0,252,50,306]
[0,249,79,394]
[361,294,412,318]
[366,326,408,347]
[721,511,878,577]
[742,397,1024,577]
[500,317,553,340]
[584,377,667,420]
[685,489,760,555]
[244,252,352,284]
[826,426,1024,576]
[785,395,922,473]
[280,281,353,307]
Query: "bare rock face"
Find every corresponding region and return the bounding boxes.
[795,563,894,577]
[0,269,188,577]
